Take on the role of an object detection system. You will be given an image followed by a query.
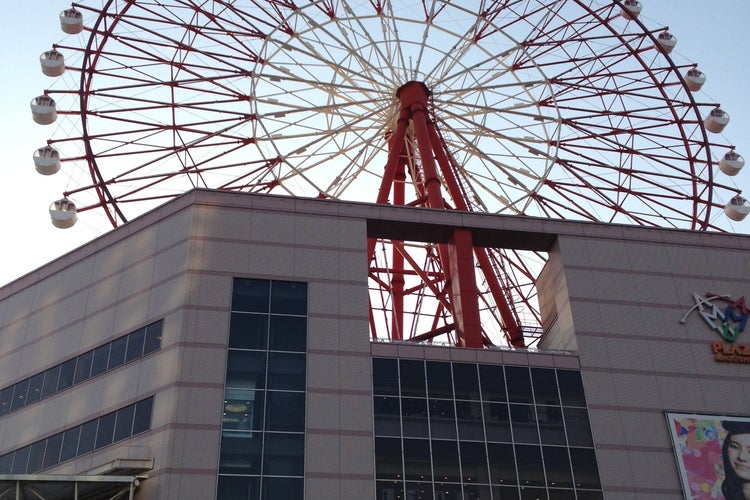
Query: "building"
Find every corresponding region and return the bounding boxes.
[0,189,748,499]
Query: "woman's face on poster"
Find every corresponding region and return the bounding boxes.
[728,433,750,481]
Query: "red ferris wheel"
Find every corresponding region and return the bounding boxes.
[32,0,747,347]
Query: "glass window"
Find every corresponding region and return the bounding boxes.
[452,363,480,400]
[267,352,305,391]
[532,368,559,406]
[538,406,566,445]
[263,477,303,500]
[270,281,307,315]
[217,475,261,500]
[564,408,594,447]
[40,365,60,399]
[484,402,512,443]
[27,441,47,473]
[505,366,533,404]
[460,441,490,483]
[10,379,29,411]
[0,388,11,416]
[74,351,93,384]
[227,350,266,390]
[570,448,601,489]
[25,372,45,405]
[401,397,429,438]
[107,336,128,370]
[57,359,77,391]
[479,364,506,402]
[399,360,426,397]
[232,278,270,313]
[456,400,484,441]
[60,426,81,463]
[375,437,403,479]
[90,344,110,378]
[488,442,517,485]
[77,420,98,455]
[403,438,431,480]
[263,432,304,476]
[126,327,146,362]
[558,370,586,407]
[374,396,401,437]
[373,358,399,396]
[43,433,63,469]
[492,485,521,500]
[11,446,30,474]
[430,398,457,440]
[143,321,163,354]
[265,391,304,432]
[219,431,262,474]
[515,444,545,487]
[431,440,461,482]
[133,398,154,435]
[510,404,539,444]
[426,361,453,398]
[95,412,116,449]
[549,489,577,500]
[269,315,306,352]
[229,312,268,350]
[543,446,574,488]
[224,388,263,432]
[0,454,12,474]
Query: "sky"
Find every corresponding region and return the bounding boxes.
[0,0,749,287]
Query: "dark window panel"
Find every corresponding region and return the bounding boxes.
[268,315,307,352]
[430,398,457,440]
[263,432,304,476]
[125,327,146,362]
[505,366,533,404]
[0,388,11,416]
[373,358,399,396]
[229,312,268,350]
[520,486,548,500]
[510,404,539,444]
[95,412,116,450]
[479,364,506,402]
[107,336,128,370]
[452,363,480,400]
[216,475,261,500]
[543,446,574,488]
[515,444,545,487]
[575,490,604,500]
[426,361,453,398]
[143,320,163,355]
[375,437,403,480]
[406,482,434,500]
[263,477,304,500]
[548,489,577,500]
[403,438,431,481]
[456,400,484,441]
[557,370,587,407]
[570,448,601,489]
[133,398,154,435]
[57,359,77,391]
[374,396,401,437]
[0,454,12,474]
[232,278,270,313]
[563,408,594,447]
[532,368,560,405]
[431,440,461,482]
[223,388,264,432]
[265,391,305,432]
[433,482,462,499]
[538,406,566,445]
[464,484,492,500]
[460,441,490,483]
[27,441,47,473]
[484,402,512,443]
[90,344,110,378]
[488,442,517,485]
[10,446,30,474]
[77,420,98,455]
[401,397,429,438]
[73,351,93,385]
[218,431,262,475]
[492,485,521,500]
[226,350,266,390]
[269,281,307,315]
[60,426,81,463]
[43,433,63,469]
[267,352,305,391]
[10,379,29,411]
[377,481,405,500]
[25,372,45,405]
[40,365,61,399]
[399,359,426,397]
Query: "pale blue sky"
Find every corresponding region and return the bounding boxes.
[1,1,749,286]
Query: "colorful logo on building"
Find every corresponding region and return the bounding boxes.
[680,293,749,363]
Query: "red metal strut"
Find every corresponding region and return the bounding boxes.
[369,81,525,348]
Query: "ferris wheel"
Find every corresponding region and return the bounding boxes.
[32,0,747,347]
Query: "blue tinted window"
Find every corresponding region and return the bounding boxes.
[270,281,307,315]
[232,278,270,312]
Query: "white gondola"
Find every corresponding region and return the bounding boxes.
[49,199,77,229]
[704,108,730,134]
[30,96,57,125]
[60,9,83,34]
[655,31,677,54]
[719,150,745,176]
[684,68,706,92]
[40,50,65,77]
[725,195,750,222]
[621,0,643,20]
[33,146,61,175]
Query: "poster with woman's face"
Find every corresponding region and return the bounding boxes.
[668,413,750,500]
